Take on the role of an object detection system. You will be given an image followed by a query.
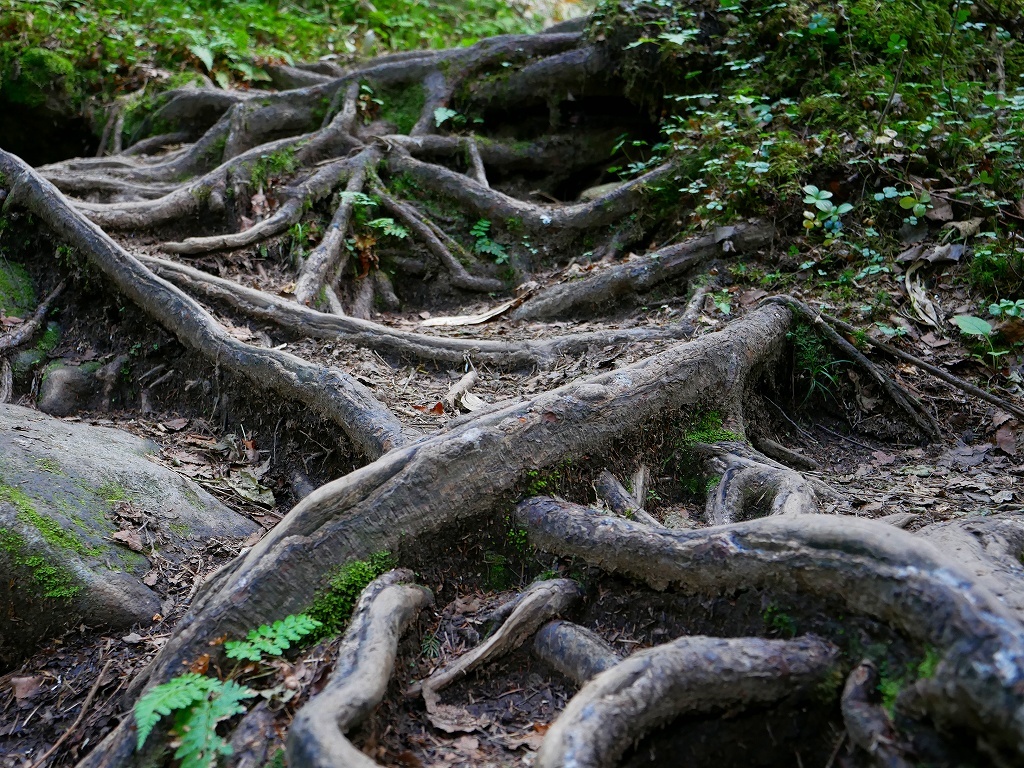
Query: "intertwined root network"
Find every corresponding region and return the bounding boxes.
[2,18,1024,768]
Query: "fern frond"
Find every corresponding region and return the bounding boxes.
[171,679,255,768]
[224,613,322,662]
[133,673,220,750]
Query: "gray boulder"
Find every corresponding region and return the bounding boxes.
[0,404,259,669]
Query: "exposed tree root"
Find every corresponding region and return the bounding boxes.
[287,569,432,768]
[294,146,381,305]
[512,223,775,321]
[695,440,824,523]
[536,635,840,768]
[140,254,692,368]
[516,498,1024,756]
[841,662,913,768]
[0,152,410,459]
[595,469,664,527]
[822,309,1024,422]
[417,579,582,731]
[75,306,794,765]
[768,297,941,439]
[531,620,622,686]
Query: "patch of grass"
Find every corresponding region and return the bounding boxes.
[762,603,797,638]
[307,551,396,637]
[250,148,299,189]
[379,82,427,135]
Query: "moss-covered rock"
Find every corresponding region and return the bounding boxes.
[0,404,259,670]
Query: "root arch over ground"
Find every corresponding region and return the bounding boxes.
[2,5,1024,768]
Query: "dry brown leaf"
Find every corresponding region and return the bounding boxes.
[10,676,42,702]
[996,425,1017,456]
[112,529,144,552]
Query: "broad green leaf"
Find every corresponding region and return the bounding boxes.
[952,315,993,337]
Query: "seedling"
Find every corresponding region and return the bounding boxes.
[952,315,1008,369]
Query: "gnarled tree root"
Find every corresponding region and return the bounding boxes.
[286,569,432,768]
[140,254,692,368]
[75,305,795,766]
[512,222,775,321]
[417,578,582,732]
[536,634,841,768]
[515,498,1024,757]
[0,151,411,460]
[696,440,824,523]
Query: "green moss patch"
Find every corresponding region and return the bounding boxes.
[308,551,396,637]
[0,261,36,317]
[0,527,80,599]
[0,479,97,556]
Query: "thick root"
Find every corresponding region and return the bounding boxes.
[531,620,622,686]
[511,223,775,321]
[0,151,411,459]
[516,498,1024,756]
[287,569,432,768]
[536,634,840,768]
[841,662,913,768]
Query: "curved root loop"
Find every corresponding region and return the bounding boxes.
[287,569,433,768]
[536,634,840,768]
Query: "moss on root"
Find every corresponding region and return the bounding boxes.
[307,551,397,637]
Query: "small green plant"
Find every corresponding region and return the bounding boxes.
[421,632,441,658]
[762,604,797,638]
[952,315,1007,369]
[366,218,410,239]
[134,674,255,767]
[224,613,322,662]
[801,185,853,240]
[434,106,464,128]
[788,322,847,406]
[990,299,1024,319]
[469,219,509,264]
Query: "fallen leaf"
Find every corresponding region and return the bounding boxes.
[993,411,1014,428]
[920,331,950,348]
[942,217,984,239]
[189,653,210,674]
[143,571,159,586]
[223,469,276,507]
[430,401,444,415]
[10,676,43,702]
[993,490,1015,503]
[162,417,189,431]
[122,632,144,644]
[454,595,482,613]
[460,392,488,412]
[996,425,1017,456]
[871,451,896,466]
[112,530,145,552]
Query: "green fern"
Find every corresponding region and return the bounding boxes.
[134,673,220,750]
[367,217,410,239]
[171,680,254,768]
[224,613,322,662]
